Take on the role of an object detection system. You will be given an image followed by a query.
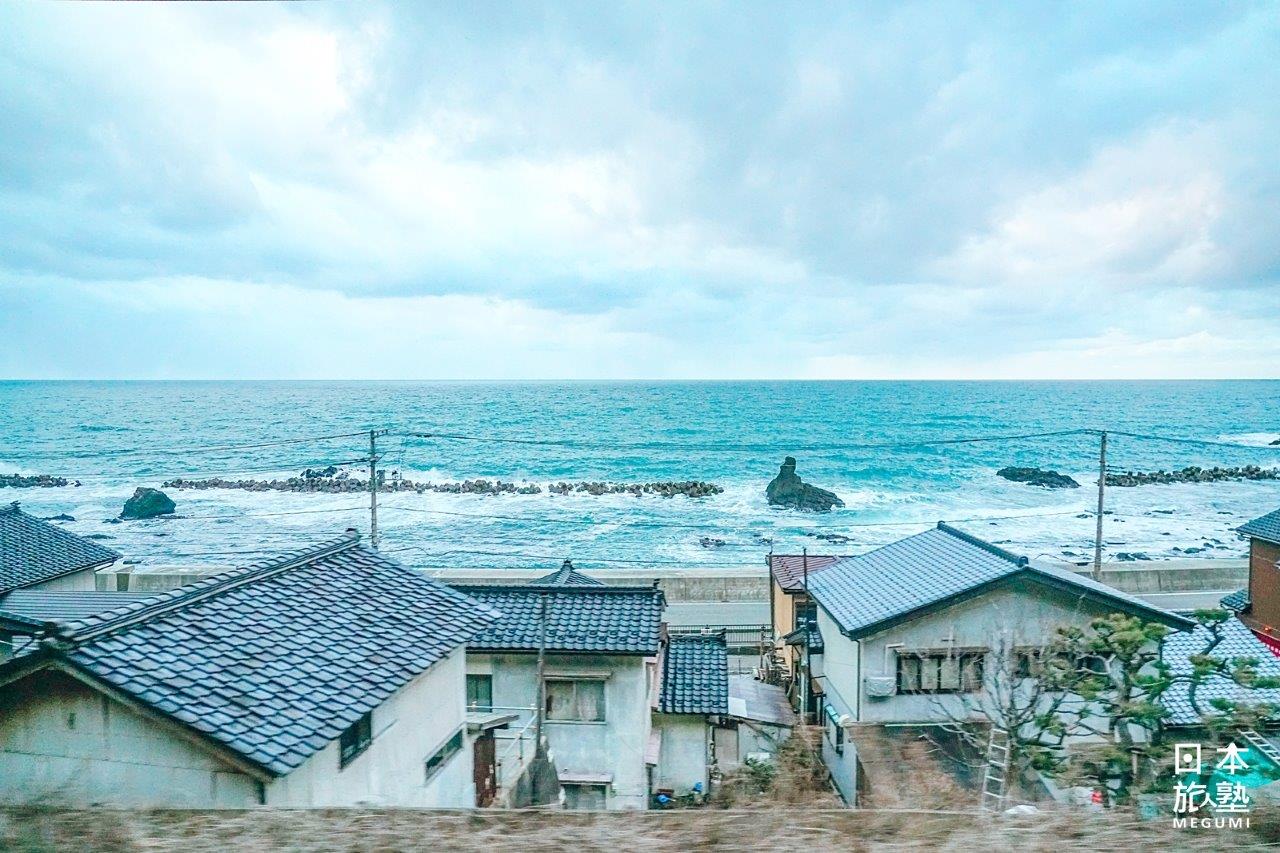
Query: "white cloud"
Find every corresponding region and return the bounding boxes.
[936,124,1227,289]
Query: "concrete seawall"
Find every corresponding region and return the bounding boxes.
[100,558,1248,603]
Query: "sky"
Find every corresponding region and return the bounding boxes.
[1,2,1278,380]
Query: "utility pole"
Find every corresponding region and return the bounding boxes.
[1093,430,1107,581]
[368,429,388,549]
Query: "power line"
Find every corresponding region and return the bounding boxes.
[2,430,373,462]
[397,428,1096,452]
[381,504,1087,531]
[1107,430,1280,451]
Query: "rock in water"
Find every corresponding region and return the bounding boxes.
[120,487,176,520]
[996,466,1081,489]
[766,457,844,512]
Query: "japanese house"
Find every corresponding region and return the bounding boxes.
[455,565,666,810]
[802,522,1193,804]
[651,633,729,798]
[1222,507,1280,646]
[0,534,493,807]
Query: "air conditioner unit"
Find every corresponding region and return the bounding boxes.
[863,676,897,698]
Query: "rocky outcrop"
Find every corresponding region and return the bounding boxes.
[766,457,844,512]
[1106,465,1280,486]
[163,470,723,499]
[997,466,1080,489]
[119,487,176,520]
[1,474,79,488]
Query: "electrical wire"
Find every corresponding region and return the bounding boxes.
[1,429,375,461]
[397,428,1097,452]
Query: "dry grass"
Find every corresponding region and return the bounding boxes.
[3,730,1275,852]
[2,805,1277,852]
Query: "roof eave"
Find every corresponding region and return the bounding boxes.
[466,644,660,656]
[832,568,1195,640]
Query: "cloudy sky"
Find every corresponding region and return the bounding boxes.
[2,2,1277,379]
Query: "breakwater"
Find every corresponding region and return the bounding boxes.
[161,471,723,498]
[1105,465,1280,487]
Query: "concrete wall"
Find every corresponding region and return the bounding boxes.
[0,650,473,809]
[100,560,1245,608]
[468,651,652,810]
[652,714,708,793]
[0,669,260,807]
[266,648,472,807]
[32,566,102,592]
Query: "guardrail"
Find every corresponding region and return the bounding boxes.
[668,623,771,652]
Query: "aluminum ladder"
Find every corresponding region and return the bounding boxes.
[1240,729,1280,766]
[980,726,1011,812]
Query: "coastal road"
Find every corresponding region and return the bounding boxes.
[1137,590,1236,613]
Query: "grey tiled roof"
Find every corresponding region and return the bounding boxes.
[1240,508,1280,546]
[769,555,845,592]
[783,621,823,652]
[2,537,493,776]
[660,634,728,715]
[807,523,1193,638]
[1221,588,1250,614]
[0,590,156,627]
[1161,617,1280,726]
[0,503,119,593]
[530,560,605,587]
[459,584,664,654]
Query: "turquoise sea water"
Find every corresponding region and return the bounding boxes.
[2,380,1279,571]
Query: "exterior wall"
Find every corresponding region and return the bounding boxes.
[30,566,102,592]
[0,669,260,807]
[0,649,473,809]
[850,581,1142,724]
[652,713,708,793]
[1249,540,1280,631]
[267,648,472,807]
[469,651,652,810]
[770,580,794,640]
[815,606,859,804]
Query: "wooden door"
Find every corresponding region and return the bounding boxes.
[473,732,497,807]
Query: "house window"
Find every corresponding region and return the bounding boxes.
[424,728,465,784]
[467,674,493,712]
[563,783,608,810]
[794,600,817,631]
[545,678,606,722]
[896,652,984,694]
[339,711,373,768]
[1016,650,1108,678]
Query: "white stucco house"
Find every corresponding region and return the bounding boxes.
[652,633,729,798]
[0,533,494,807]
[800,522,1193,804]
[456,563,666,810]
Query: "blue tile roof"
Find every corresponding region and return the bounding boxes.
[0,503,119,594]
[1,536,493,776]
[660,634,728,715]
[458,584,664,654]
[807,523,1193,638]
[1161,617,1280,726]
[1240,508,1280,546]
[1221,588,1250,614]
[530,560,605,587]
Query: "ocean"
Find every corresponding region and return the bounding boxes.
[2,380,1279,572]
